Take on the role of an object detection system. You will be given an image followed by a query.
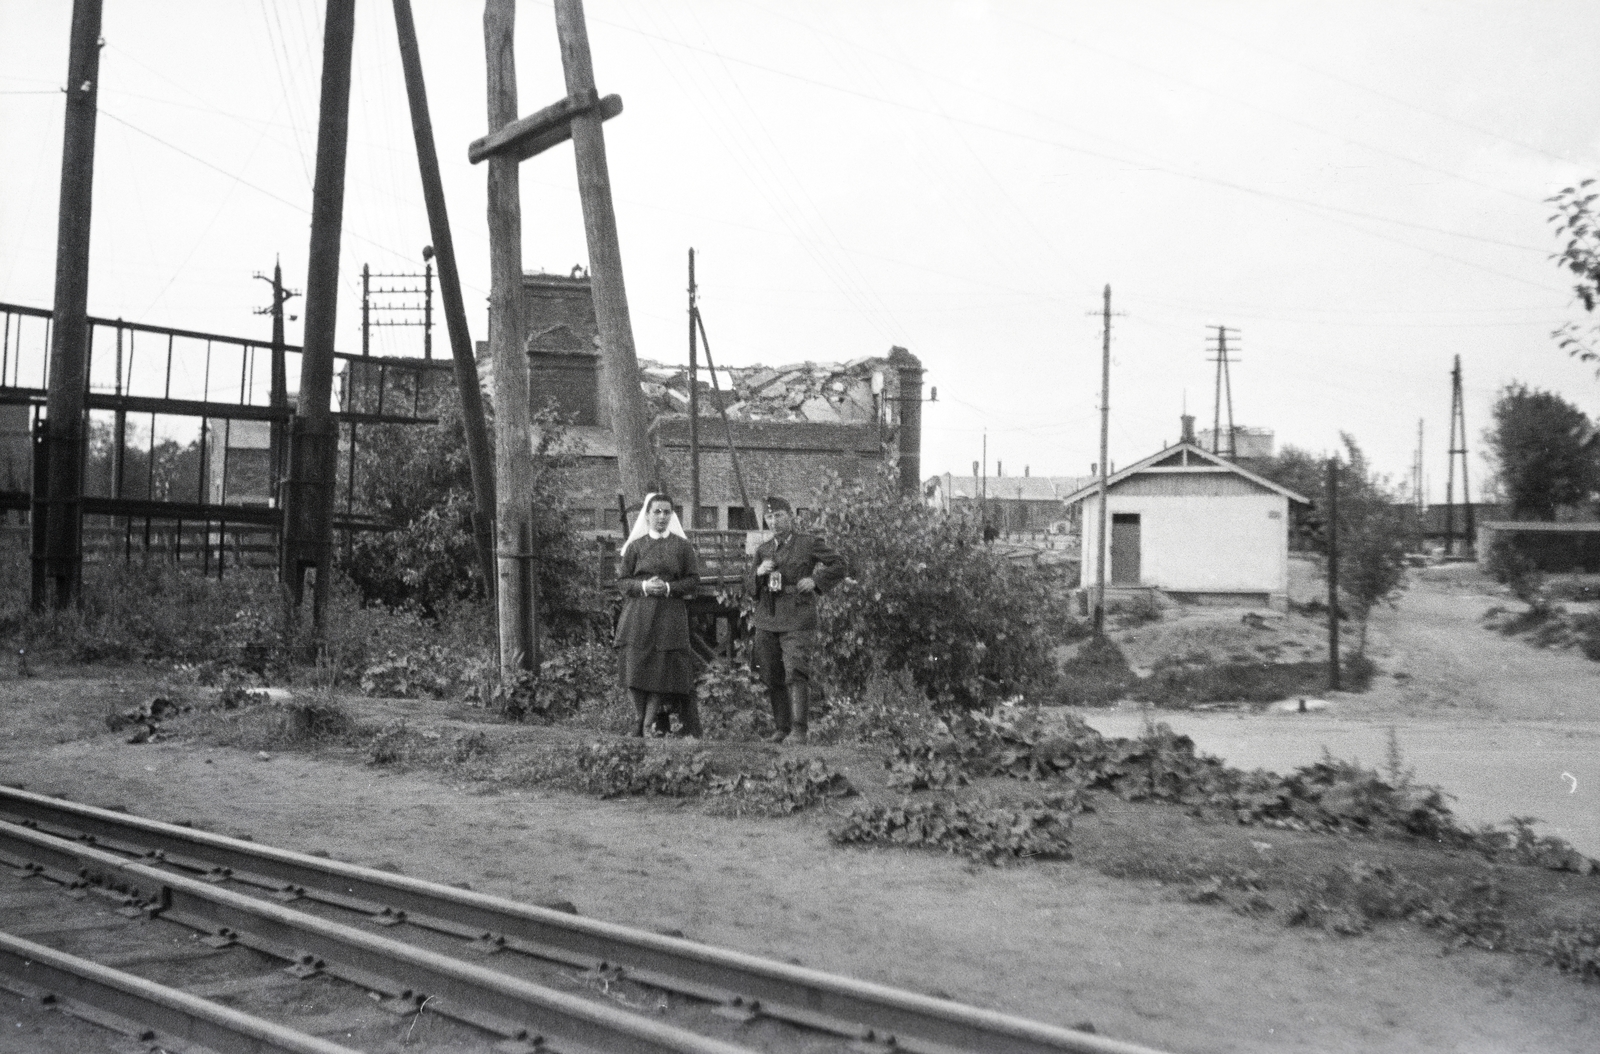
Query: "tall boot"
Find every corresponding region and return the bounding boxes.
[678,693,702,738]
[767,683,791,742]
[629,689,649,738]
[787,681,810,743]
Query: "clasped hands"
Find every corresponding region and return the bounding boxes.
[641,576,671,597]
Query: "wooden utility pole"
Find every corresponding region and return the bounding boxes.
[280,0,356,629]
[34,0,103,611]
[688,248,701,526]
[485,0,537,675]
[1093,284,1112,635]
[1327,457,1341,691]
[393,0,498,603]
[553,0,659,504]
[1445,355,1473,558]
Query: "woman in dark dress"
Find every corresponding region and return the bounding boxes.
[615,493,701,736]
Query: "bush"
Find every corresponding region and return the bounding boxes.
[709,757,857,817]
[812,466,1077,709]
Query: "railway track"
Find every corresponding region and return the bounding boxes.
[0,785,1172,1054]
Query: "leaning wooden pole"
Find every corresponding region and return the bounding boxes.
[281,0,356,631]
[553,0,659,505]
[392,0,498,602]
[485,0,537,676]
[34,0,104,612]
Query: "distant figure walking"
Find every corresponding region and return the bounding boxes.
[616,493,702,737]
[745,497,846,744]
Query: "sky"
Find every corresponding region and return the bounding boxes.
[4,0,1600,502]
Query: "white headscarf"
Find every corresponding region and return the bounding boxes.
[621,492,688,555]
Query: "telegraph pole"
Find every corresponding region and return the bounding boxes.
[34,0,103,611]
[485,0,537,676]
[280,0,356,630]
[553,0,659,503]
[688,248,701,526]
[1412,418,1425,552]
[254,259,299,498]
[1445,355,1473,558]
[391,0,498,602]
[1094,284,1112,635]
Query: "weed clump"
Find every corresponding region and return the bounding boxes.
[1287,861,1508,948]
[708,757,857,817]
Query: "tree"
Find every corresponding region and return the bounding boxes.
[1548,179,1600,372]
[1253,444,1328,548]
[1330,434,1410,655]
[1485,383,1599,520]
[341,388,595,633]
[1259,436,1409,655]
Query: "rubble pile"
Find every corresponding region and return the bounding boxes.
[636,356,893,424]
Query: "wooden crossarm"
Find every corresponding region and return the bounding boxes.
[468,90,623,164]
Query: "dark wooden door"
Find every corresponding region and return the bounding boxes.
[1110,513,1141,584]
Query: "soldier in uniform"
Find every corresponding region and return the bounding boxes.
[744,498,845,743]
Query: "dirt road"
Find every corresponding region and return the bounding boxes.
[1083,565,1600,854]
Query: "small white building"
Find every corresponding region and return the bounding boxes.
[1063,441,1309,609]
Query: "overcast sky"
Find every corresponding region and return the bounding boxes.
[4,0,1599,501]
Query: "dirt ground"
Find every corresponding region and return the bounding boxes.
[4,627,1600,1054]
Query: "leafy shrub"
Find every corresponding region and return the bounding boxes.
[885,709,1468,840]
[812,466,1077,710]
[811,669,945,746]
[694,661,773,740]
[831,793,1081,865]
[570,742,715,798]
[709,757,857,817]
[359,646,465,699]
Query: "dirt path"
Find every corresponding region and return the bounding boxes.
[1352,564,1600,724]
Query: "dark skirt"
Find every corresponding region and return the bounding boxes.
[618,645,697,695]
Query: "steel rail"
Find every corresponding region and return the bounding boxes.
[0,820,758,1054]
[0,787,1170,1054]
[0,930,363,1054]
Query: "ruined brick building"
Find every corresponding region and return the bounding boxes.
[478,271,924,533]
